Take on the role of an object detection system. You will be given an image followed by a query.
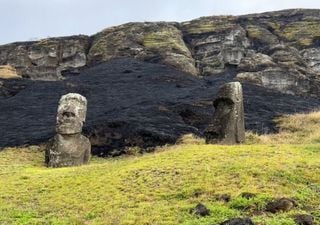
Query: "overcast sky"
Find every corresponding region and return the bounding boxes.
[1,0,320,44]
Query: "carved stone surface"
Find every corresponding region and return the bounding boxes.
[56,93,87,134]
[205,82,245,144]
[45,133,91,167]
[46,93,91,167]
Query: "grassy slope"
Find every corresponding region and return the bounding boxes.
[0,112,320,225]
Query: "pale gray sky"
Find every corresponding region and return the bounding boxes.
[1,0,320,44]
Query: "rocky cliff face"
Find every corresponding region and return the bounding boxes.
[0,36,89,80]
[1,9,320,95]
[88,22,198,75]
[1,9,320,153]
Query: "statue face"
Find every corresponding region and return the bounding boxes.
[56,93,87,134]
[214,99,234,118]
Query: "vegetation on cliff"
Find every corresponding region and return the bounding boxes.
[88,22,198,75]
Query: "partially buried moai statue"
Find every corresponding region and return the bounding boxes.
[204,81,245,144]
[45,93,91,167]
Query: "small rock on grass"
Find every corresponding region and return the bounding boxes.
[266,198,296,213]
[240,192,257,199]
[190,203,210,216]
[219,217,255,225]
[294,214,314,225]
[214,193,231,202]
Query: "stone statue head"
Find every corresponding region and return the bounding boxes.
[213,82,242,107]
[56,93,87,134]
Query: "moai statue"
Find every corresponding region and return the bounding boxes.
[204,82,245,144]
[45,93,91,167]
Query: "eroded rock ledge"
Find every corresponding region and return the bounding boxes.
[1,9,320,96]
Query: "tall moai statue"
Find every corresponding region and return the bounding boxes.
[204,82,245,144]
[45,93,91,167]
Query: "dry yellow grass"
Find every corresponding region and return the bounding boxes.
[246,110,320,144]
[0,65,21,79]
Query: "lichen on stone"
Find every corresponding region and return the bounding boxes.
[281,21,320,47]
[88,22,198,75]
[180,16,236,35]
[246,25,279,47]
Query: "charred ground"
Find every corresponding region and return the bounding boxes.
[0,58,319,156]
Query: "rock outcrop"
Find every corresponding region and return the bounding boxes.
[0,9,320,96]
[0,35,89,80]
[182,17,249,75]
[88,22,198,75]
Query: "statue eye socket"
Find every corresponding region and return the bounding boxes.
[62,112,76,118]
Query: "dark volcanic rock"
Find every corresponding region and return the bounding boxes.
[214,193,231,202]
[266,198,297,213]
[294,214,314,225]
[220,217,254,225]
[191,203,210,216]
[240,192,257,199]
[0,59,320,155]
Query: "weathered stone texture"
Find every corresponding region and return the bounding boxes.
[45,133,91,167]
[56,93,88,134]
[46,93,91,167]
[1,9,320,97]
[88,22,198,75]
[205,82,245,144]
[0,36,89,80]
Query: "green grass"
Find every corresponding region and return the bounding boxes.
[1,111,320,224]
[0,143,319,224]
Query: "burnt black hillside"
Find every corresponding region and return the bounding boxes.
[1,59,319,156]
